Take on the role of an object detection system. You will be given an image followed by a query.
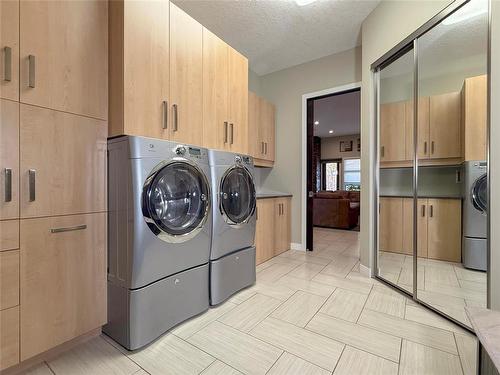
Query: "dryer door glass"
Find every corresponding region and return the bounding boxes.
[220,167,256,224]
[145,162,209,236]
[472,174,487,213]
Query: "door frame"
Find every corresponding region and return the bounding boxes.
[301,82,361,251]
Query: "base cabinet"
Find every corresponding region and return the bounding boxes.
[255,197,291,265]
[0,306,20,371]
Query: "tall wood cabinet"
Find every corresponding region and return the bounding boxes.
[0,0,108,370]
[248,91,276,167]
[255,197,291,265]
[462,75,487,161]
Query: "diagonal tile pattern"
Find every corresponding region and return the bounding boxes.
[25,228,478,375]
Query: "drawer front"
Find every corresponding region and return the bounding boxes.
[0,306,20,371]
[20,104,107,218]
[0,250,19,310]
[0,220,19,251]
[20,212,106,360]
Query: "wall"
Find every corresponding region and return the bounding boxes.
[321,134,361,160]
[360,0,455,271]
[257,47,362,246]
[248,68,262,96]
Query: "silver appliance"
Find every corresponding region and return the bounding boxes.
[104,136,212,350]
[463,160,487,271]
[208,150,257,305]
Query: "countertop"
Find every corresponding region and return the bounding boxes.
[380,195,461,199]
[256,191,292,199]
[466,307,500,372]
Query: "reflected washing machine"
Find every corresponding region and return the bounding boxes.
[208,150,257,305]
[104,136,212,350]
[463,160,487,271]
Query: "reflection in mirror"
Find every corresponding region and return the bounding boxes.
[377,48,415,294]
[416,0,488,328]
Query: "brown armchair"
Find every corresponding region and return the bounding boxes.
[313,191,359,229]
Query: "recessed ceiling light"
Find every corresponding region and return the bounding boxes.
[295,0,318,6]
[329,130,334,134]
[314,121,319,125]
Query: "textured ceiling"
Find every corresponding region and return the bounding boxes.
[172,0,380,76]
[313,90,360,138]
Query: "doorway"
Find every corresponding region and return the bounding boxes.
[303,85,361,251]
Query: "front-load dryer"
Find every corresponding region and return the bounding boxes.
[208,150,257,305]
[463,160,487,271]
[104,135,212,350]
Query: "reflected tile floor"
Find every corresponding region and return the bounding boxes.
[378,250,487,328]
[25,228,478,375]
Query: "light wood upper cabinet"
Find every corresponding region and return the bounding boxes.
[405,97,430,160]
[427,199,461,263]
[0,99,19,220]
[169,3,203,146]
[0,0,19,101]
[109,0,169,139]
[202,28,229,151]
[380,101,406,162]
[463,75,487,161]
[248,92,261,157]
[20,105,107,219]
[255,198,275,265]
[19,0,107,120]
[379,197,403,253]
[261,98,276,162]
[20,212,106,360]
[274,198,291,256]
[228,47,248,154]
[429,92,461,159]
[248,92,276,166]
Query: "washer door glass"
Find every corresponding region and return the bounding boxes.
[472,174,487,213]
[144,162,209,236]
[220,166,256,224]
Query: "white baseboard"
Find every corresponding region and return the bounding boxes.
[359,263,372,277]
[290,242,306,251]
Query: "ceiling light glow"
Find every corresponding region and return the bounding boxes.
[329,130,334,134]
[295,0,318,6]
[314,121,319,125]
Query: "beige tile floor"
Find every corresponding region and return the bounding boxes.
[378,250,487,328]
[25,228,478,375]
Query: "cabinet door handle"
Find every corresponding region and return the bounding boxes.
[50,224,87,234]
[423,141,427,155]
[28,55,36,88]
[431,141,435,155]
[429,204,433,218]
[381,146,385,158]
[224,122,228,143]
[162,101,168,129]
[261,141,264,154]
[3,47,11,82]
[28,169,36,202]
[172,104,178,132]
[4,168,12,202]
[265,142,268,155]
[230,123,234,144]
[421,204,425,217]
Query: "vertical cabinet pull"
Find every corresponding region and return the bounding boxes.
[162,101,168,129]
[3,47,11,82]
[230,123,234,144]
[381,146,385,158]
[421,204,425,217]
[28,55,36,88]
[423,141,427,155]
[261,141,264,155]
[431,141,435,155]
[28,169,36,202]
[429,204,433,218]
[4,168,12,202]
[172,104,178,132]
[265,142,267,155]
[224,122,228,144]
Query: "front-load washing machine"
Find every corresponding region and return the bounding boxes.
[208,150,257,305]
[463,160,487,271]
[104,136,212,350]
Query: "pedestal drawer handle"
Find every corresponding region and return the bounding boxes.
[50,224,87,233]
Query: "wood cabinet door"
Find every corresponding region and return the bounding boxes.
[429,92,461,159]
[380,102,406,162]
[274,198,291,256]
[0,0,19,101]
[248,91,262,158]
[20,213,106,360]
[405,97,430,160]
[379,197,403,253]
[463,75,487,161]
[427,199,461,262]
[0,99,19,220]
[0,220,19,252]
[402,198,428,258]
[255,199,275,265]
[169,3,203,146]
[228,47,248,154]
[20,0,107,120]
[0,249,19,311]
[202,28,228,151]
[260,98,276,162]
[109,0,169,139]
[20,105,107,218]
[0,306,19,370]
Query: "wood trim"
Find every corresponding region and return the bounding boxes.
[380,157,463,169]
[254,158,274,168]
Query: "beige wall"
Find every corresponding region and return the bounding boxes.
[321,135,361,160]
[359,0,455,270]
[258,47,362,245]
[248,68,262,96]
